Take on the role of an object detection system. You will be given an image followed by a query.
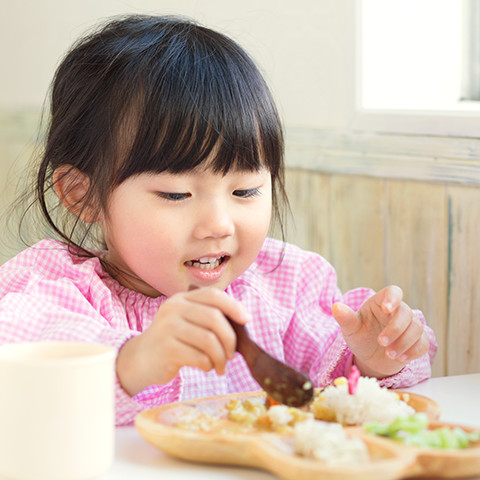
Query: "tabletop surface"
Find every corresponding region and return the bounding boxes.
[104,373,480,480]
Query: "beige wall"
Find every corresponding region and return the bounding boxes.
[0,0,354,129]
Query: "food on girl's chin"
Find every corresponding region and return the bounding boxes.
[311,375,415,425]
[365,413,480,449]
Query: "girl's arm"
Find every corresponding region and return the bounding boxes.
[0,292,150,425]
[281,251,437,389]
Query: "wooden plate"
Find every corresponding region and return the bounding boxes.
[394,390,442,422]
[134,390,479,480]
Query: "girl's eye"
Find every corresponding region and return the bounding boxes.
[156,192,191,201]
[233,188,261,198]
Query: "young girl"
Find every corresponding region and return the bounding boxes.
[0,15,437,426]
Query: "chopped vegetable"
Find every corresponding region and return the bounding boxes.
[225,398,313,431]
[266,396,282,407]
[365,413,480,449]
[333,376,347,387]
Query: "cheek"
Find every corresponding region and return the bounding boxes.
[240,198,272,251]
[256,190,273,233]
[252,204,271,237]
[101,202,160,262]
[121,215,177,256]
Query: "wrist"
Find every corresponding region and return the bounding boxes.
[352,356,397,380]
[116,335,147,396]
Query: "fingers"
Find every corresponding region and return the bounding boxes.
[165,338,216,375]
[186,286,251,325]
[371,285,404,315]
[395,330,430,363]
[378,308,428,362]
[157,287,250,376]
[332,302,361,337]
[172,303,238,373]
[349,286,429,376]
[377,301,413,348]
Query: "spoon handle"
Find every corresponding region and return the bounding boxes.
[226,317,261,362]
[188,285,313,407]
[226,316,313,408]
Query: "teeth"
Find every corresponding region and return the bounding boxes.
[185,256,224,270]
[198,257,217,264]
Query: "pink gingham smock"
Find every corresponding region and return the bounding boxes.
[0,238,437,425]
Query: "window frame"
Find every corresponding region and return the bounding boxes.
[351,0,480,138]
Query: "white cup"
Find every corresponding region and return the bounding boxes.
[0,341,116,480]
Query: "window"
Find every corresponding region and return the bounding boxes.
[354,0,480,136]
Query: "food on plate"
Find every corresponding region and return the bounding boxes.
[174,371,418,434]
[312,374,415,425]
[226,397,313,432]
[172,395,372,464]
[168,369,444,468]
[365,413,480,449]
[174,396,314,433]
[135,386,480,480]
[226,399,370,464]
[294,419,369,464]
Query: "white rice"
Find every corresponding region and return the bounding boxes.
[294,419,369,464]
[266,404,313,428]
[312,376,415,425]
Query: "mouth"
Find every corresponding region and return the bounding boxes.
[184,255,229,270]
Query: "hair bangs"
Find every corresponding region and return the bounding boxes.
[113,18,283,182]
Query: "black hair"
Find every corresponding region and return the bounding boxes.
[33,14,287,254]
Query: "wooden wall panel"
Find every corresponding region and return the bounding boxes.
[0,110,39,264]
[283,168,331,259]
[329,175,385,293]
[447,185,480,375]
[384,180,448,377]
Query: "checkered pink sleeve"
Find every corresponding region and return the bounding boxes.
[0,240,180,425]
[0,238,438,426]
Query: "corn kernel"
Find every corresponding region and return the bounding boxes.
[334,377,347,386]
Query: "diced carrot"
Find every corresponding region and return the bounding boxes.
[265,396,281,408]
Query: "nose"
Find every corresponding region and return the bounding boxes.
[192,199,235,239]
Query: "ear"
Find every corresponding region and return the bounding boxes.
[53,165,98,223]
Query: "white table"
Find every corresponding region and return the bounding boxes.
[106,373,480,480]
[402,373,480,428]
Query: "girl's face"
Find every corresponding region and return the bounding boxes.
[99,166,272,297]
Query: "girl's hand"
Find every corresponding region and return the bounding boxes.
[332,285,430,378]
[116,287,250,396]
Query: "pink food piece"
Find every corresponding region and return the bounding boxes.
[348,365,361,395]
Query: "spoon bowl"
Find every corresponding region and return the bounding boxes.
[187,285,314,407]
[227,317,314,408]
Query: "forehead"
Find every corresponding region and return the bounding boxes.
[141,163,271,182]
[189,151,270,174]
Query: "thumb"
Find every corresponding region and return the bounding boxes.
[332,302,360,337]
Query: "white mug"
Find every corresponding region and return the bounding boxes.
[0,341,116,480]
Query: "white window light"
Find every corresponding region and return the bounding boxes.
[354,0,480,136]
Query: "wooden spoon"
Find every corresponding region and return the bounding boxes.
[188,285,314,407]
[227,317,314,408]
